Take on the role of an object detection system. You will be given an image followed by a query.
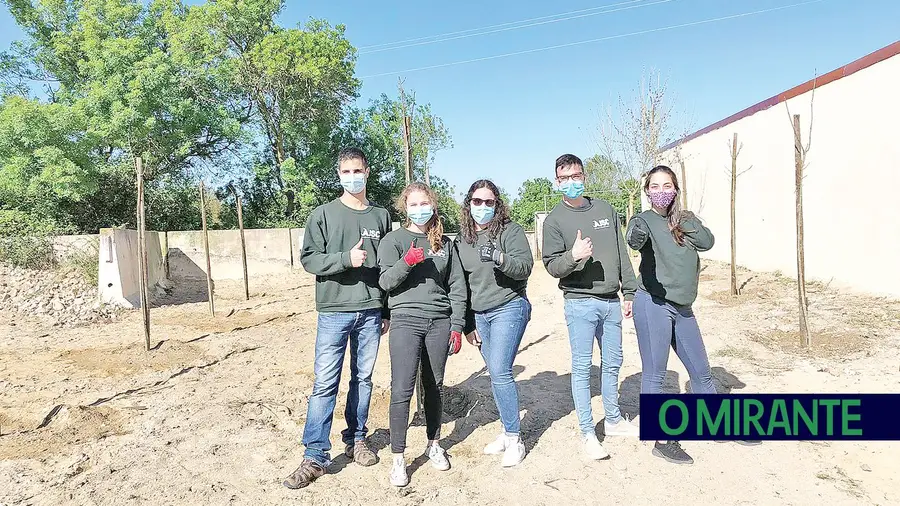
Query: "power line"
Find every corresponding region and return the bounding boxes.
[360,0,830,79]
[358,0,642,50]
[358,0,674,55]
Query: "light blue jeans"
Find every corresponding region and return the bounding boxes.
[475,296,532,435]
[302,309,382,467]
[563,297,624,435]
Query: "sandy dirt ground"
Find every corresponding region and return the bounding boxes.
[1,258,899,506]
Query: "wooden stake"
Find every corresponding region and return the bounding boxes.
[730,133,739,296]
[235,192,249,301]
[403,115,413,184]
[793,115,810,347]
[199,181,215,316]
[679,158,688,210]
[136,157,151,351]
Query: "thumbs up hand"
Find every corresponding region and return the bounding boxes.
[350,238,368,267]
[403,240,425,267]
[571,229,593,261]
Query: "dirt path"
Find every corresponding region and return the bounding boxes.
[1,259,899,506]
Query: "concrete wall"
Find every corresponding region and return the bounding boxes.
[98,228,167,308]
[657,53,900,297]
[166,228,293,281]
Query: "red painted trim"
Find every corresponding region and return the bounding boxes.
[660,41,900,152]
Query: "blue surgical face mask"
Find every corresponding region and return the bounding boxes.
[470,204,495,225]
[407,205,433,226]
[558,181,585,199]
[340,173,366,194]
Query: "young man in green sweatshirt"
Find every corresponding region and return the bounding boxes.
[542,154,640,460]
[284,147,392,490]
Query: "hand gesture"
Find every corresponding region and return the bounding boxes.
[479,242,502,264]
[403,240,425,267]
[571,230,593,261]
[449,331,462,355]
[349,238,367,267]
[466,330,482,347]
[626,217,650,250]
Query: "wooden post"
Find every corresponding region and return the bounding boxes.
[793,115,810,347]
[730,133,739,296]
[235,192,249,301]
[135,157,151,351]
[199,181,215,316]
[402,115,413,184]
[679,158,688,210]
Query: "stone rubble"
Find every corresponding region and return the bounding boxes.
[0,265,124,327]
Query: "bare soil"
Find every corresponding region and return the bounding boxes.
[1,259,899,506]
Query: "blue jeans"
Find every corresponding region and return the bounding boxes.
[302,309,382,467]
[475,296,532,435]
[563,297,624,435]
[632,289,716,395]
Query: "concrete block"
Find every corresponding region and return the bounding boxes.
[98,228,167,308]
[166,228,292,281]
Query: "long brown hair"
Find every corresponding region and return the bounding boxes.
[395,182,444,252]
[644,165,692,246]
[459,179,511,245]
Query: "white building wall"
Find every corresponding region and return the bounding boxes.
[658,54,900,297]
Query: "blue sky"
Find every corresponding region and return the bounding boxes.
[2,0,897,199]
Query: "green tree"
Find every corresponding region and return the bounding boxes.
[510,178,559,230]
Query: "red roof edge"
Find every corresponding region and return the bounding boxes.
[660,40,900,152]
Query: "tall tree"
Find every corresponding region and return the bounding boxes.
[598,68,690,222]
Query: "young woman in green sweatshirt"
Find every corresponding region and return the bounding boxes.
[625,165,759,465]
[377,182,467,487]
[455,179,534,468]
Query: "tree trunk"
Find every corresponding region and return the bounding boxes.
[793,115,811,347]
[680,159,688,209]
[730,133,739,296]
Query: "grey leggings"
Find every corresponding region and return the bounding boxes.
[632,289,716,395]
[388,313,450,453]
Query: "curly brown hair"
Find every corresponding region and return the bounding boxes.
[459,179,511,245]
[394,182,444,253]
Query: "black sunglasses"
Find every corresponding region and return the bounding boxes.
[471,198,496,207]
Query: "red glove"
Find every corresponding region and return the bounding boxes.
[449,331,462,355]
[403,240,425,266]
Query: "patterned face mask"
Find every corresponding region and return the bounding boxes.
[649,190,676,208]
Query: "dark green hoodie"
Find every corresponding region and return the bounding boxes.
[299,198,392,317]
[625,210,715,306]
[542,198,637,301]
[377,227,467,333]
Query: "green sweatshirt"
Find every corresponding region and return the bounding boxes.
[542,198,638,301]
[377,228,467,333]
[625,210,715,306]
[299,198,392,317]
[455,221,533,312]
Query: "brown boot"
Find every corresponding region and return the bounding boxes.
[282,459,326,489]
[345,440,377,467]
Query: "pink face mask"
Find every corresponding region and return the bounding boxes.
[649,190,677,208]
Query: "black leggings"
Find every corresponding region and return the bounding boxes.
[388,313,450,453]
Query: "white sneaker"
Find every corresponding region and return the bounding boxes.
[428,442,450,471]
[389,455,408,487]
[583,433,610,460]
[483,434,509,455]
[604,419,640,438]
[501,435,526,467]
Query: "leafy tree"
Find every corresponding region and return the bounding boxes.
[510,178,559,229]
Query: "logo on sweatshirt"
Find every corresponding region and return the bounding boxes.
[360,228,381,239]
[428,248,446,258]
[593,219,610,229]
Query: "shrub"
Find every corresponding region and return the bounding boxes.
[0,210,56,269]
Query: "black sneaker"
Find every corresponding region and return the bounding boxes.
[652,441,694,464]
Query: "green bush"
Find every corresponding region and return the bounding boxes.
[0,210,56,269]
[64,242,99,286]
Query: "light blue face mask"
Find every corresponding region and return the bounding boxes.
[407,205,433,226]
[340,173,366,194]
[558,181,585,199]
[470,204,495,225]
